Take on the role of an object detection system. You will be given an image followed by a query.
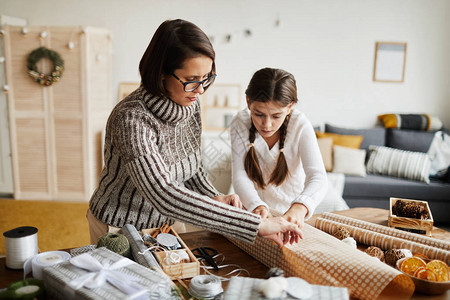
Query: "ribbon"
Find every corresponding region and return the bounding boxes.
[66,252,147,299]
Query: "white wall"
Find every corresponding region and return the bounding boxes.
[1,0,449,128]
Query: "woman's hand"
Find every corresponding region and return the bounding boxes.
[213,194,243,208]
[258,217,303,248]
[252,205,270,219]
[283,203,308,229]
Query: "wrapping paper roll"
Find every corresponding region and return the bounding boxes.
[23,251,71,280]
[321,212,450,251]
[121,224,161,270]
[315,218,450,265]
[228,224,414,300]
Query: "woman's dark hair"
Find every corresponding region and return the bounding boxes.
[244,68,298,189]
[139,19,216,97]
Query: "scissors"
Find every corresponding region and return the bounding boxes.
[191,247,219,271]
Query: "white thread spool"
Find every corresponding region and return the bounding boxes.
[3,226,38,269]
[189,275,223,299]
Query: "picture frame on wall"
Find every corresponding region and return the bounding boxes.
[373,42,407,83]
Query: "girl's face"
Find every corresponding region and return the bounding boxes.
[247,98,294,140]
[163,55,213,107]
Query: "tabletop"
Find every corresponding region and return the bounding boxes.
[1,207,449,299]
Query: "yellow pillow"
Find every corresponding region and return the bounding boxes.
[316,132,363,149]
[378,114,398,128]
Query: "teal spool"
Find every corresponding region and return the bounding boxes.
[0,278,46,300]
[97,233,131,257]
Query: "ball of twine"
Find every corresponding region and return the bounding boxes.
[97,233,130,257]
[332,226,350,240]
[365,246,385,261]
[384,249,405,266]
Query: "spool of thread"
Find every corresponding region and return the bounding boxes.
[3,226,38,269]
[188,275,223,299]
[23,251,71,280]
[97,233,131,257]
[0,278,46,300]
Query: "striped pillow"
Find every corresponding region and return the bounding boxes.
[366,146,431,183]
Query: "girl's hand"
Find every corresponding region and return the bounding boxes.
[282,203,308,229]
[252,205,270,219]
[213,194,243,208]
[258,217,303,248]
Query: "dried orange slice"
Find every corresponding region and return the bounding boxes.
[414,267,437,281]
[400,257,427,276]
[413,253,429,260]
[426,260,449,282]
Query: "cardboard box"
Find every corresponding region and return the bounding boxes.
[389,197,434,236]
[141,228,200,279]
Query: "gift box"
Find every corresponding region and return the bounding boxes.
[223,277,349,300]
[42,247,178,300]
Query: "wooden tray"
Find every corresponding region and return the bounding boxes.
[388,198,433,236]
[141,228,199,279]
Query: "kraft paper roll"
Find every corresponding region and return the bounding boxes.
[23,251,71,280]
[315,218,450,265]
[321,212,450,251]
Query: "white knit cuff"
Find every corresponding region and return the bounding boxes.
[292,195,315,220]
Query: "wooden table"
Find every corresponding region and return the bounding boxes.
[1,207,449,299]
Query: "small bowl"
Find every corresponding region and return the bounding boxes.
[396,258,450,295]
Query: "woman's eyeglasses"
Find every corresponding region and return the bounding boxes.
[171,73,216,92]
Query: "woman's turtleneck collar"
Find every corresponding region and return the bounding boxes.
[140,86,197,124]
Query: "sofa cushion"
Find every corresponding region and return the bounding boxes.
[316,131,363,149]
[332,145,366,177]
[378,114,443,131]
[325,124,386,150]
[342,174,450,224]
[317,137,333,172]
[386,129,435,153]
[343,174,449,200]
[366,146,431,183]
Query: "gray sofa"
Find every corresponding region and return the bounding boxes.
[325,124,450,224]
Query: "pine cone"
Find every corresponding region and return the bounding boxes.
[392,200,406,216]
[403,203,422,219]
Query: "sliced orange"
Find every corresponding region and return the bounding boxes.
[414,267,437,281]
[400,257,427,276]
[413,253,429,261]
[426,260,449,282]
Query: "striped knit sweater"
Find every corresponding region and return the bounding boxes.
[89,86,260,242]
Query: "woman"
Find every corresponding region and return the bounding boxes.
[231,68,328,228]
[87,20,301,247]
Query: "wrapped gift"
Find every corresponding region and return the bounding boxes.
[228,224,415,300]
[223,277,349,300]
[42,247,178,300]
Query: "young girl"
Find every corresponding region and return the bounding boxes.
[88,21,301,248]
[231,68,328,228]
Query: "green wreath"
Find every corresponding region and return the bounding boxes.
[27,47,64,86]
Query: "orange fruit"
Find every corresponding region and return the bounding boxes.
[413,253,429,261]
[414,267,437,281]
[400,257,427,276]
[426,260,449,282]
